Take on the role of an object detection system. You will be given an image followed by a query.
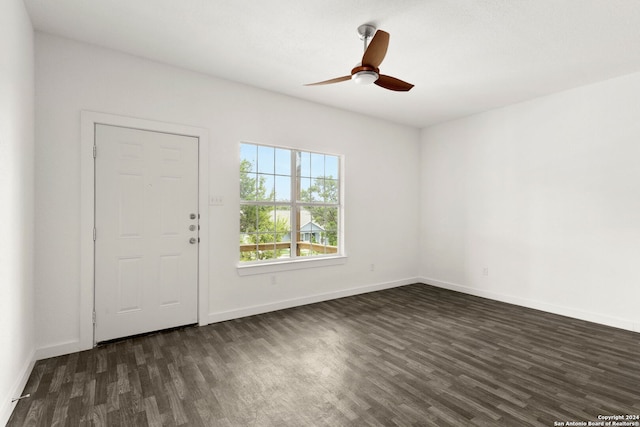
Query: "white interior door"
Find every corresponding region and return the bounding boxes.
[94,124,199,342]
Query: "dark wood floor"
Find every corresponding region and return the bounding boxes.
[8,284,640,426]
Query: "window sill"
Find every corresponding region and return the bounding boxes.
[236,255,347,276]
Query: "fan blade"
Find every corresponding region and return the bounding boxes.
[362,30,389,68]
[304,76,351,86]
[375,75,414,92]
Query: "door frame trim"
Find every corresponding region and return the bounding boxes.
[80,111,210,349]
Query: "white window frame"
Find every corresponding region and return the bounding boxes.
[237,142,346,276]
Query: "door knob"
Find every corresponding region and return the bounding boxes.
[189,237,197,244]
[189,225,196,231]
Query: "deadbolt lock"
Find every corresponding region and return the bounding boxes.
[189,237,197,244]
[190,213,196,219]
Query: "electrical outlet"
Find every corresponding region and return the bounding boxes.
[482,267,489,277]
[270,275,277,285]
[370,263,375,272]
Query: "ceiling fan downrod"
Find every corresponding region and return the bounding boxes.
[357,24,377,53]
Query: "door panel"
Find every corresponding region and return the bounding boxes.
[117,257,143,313]
[95,124,198,342]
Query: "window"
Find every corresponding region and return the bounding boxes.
[239,142,341,263]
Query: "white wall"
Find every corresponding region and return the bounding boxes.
[0,0,36,423]
[420,72,640,332]
[34,33,421,356]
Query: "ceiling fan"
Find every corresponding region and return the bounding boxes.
[305,24,414,92]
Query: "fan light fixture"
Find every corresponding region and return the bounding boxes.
[352,70,379,85]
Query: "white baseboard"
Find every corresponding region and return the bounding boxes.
[206,277,419,324]
[420,277,639,333]
[0,349,36,427]
[35,339,87,361]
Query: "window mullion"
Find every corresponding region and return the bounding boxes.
[290,149,298,259]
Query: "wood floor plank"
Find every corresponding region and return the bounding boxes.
[7,284,640,426]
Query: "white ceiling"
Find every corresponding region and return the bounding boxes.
[24,0,640,128]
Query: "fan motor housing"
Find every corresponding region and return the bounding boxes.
[351,65,380,75]
[351,65,380,85]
